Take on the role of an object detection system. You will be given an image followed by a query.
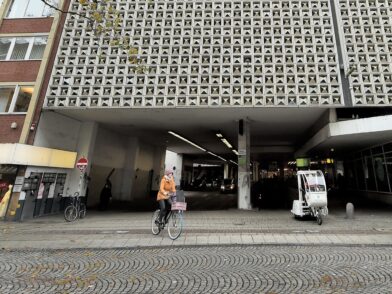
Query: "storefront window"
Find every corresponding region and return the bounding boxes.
[373,156,390,192]
[384,152,392,193]
[365,155,377,191]
[384,143,392,153]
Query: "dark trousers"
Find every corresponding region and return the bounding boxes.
[158,198,172,223]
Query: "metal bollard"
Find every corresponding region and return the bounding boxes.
[346,202,354,219]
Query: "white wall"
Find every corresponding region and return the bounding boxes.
[34,111,81,151]
[34,112,97,198]
[131,142,153,199]
[132,142,166,199]
[87,126,166,205]
[165,150,183,187]
[34,114,166,206]
[88,127,128,206]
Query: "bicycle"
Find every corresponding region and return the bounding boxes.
[64,192,86,222]
[151,194,187,240]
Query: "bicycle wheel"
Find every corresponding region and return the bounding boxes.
[316,213,323,225]
[79,203,86,219]
[168,211,183,240]
[64,205,78,222]
[151,209,161,235]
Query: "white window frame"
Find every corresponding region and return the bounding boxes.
[0,85,34,114]
[0,36,48,61]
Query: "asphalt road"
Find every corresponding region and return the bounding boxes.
[1,245,391,293]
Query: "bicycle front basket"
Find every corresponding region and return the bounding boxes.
[171,201,187,211]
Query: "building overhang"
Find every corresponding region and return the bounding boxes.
[0,143,77,169]
[295,115,392,157]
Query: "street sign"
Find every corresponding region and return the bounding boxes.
[76,157,88,173]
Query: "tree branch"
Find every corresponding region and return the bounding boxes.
[40,0,93,22]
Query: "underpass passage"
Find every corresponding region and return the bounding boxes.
[251,177,293,210]
[183,191,237,210]
[1,246,391,293]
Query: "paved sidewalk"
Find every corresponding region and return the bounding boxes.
[1,209,392,249]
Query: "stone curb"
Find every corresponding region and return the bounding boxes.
[2,242,392,252]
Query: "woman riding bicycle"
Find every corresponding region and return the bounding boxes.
[156,169,176,226]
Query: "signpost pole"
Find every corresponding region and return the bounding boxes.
[76,157,88,196]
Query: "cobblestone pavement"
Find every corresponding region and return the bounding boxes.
[1,245,391,293]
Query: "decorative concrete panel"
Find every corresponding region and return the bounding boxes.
[45,0,344,108]
[337,0,392,105]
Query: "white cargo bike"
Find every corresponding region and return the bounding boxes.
[291,170,328,225]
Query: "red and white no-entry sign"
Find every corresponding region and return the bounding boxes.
[76,157,88,173]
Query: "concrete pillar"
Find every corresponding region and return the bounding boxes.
[224,164,229,179]
[238,119,251,209]
[66,122,97,196]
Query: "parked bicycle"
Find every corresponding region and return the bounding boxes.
[64,192,86,222]
[151,193,187,240]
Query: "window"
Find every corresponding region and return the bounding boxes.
[7,0,59,18]
[0,38,11,60]
[29,37,48,59]
[0,85,33,113]
[10,38,29,60]
[0,88,15,112]
[0,36,48,61]
[14,87,34,112]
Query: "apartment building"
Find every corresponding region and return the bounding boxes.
[0,0,76,220]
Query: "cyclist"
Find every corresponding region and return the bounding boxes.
[156,169,176,227]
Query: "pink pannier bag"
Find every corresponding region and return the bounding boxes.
[171,202,187,211]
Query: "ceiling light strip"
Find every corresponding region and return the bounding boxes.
[168,131,207,152]
[207,151,227,162]
[221,138,233,149]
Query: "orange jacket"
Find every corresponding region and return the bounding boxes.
[157,176,176,201]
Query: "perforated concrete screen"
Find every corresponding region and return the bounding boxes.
[44,0,391,109]
[338,0,392,105]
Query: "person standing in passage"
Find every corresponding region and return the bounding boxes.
[99,179,112,211]
[157,170,176,225]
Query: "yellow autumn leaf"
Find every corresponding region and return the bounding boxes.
[129,47,138,55]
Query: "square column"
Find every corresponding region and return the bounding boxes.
[238,119,251,209]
